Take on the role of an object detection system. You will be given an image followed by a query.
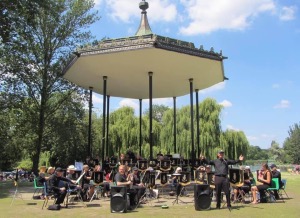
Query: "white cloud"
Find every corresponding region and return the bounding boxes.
[274,100,290,108]
[247,135,258,141]
[219,100,232,108]
[179,0,276,35]
[93,94,103,104]
[272,83,280,88]
[119,98,139,111]
[94,0,103,8]
[226,125,240,131]
[279,6,297,21]
[199,82,226,94]
[104,0,177,23]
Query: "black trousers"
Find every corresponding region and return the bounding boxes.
[215,176,231,207]
[54,190,67,204]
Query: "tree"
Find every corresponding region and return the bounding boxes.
[283,123,300,164]
[144,104,170,124]
[268,140,285,163]
[0,0,99,173]
[247,145,269,160]
[199,98,223,159]
[221,130,249,160]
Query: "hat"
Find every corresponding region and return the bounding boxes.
[245,166,250,170]
[218,150,225,154]
[132,167,138,171]
[67,165,76,171]
[47,166,55,172]
[56,167,63,172]
[270,164,277,169]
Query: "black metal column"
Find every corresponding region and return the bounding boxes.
[173,97,177,154]
[88,87,93,157]
[149,72,153,160]
[195,89,200,158]
[189,78,195,162]
[106,95,110,158]
[139,99,142,156]
[101,76,107,164]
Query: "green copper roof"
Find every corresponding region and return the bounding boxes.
[135,0,152,36]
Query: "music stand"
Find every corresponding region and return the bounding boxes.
[90,171,104,202]
[148,159,158,169]
[10,170,23,206]
[207,172,215,189]
[195,169,207,184]
[172,173,186,205]
[170,158,179,167]
[160,160,171,172]
[159,172,169,198]
[137,160,148,172]
[179,172,191,197]
[229,168,246,203]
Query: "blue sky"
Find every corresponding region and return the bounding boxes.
[87,0,300,149]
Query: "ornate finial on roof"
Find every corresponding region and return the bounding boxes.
[135,0,153,36]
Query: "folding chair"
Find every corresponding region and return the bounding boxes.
[42,183,57,210]
[265,178,281,203]
[279,179,289,200]
[65,184,85,207]
[32,178,44,199]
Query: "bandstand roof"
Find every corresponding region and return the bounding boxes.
[62,1,227,99]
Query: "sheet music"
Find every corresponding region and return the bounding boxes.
[75,161,83,171]
[75,172,85,184]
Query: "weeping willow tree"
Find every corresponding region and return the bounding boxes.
[199,98,223,159]
[109,107,138,156]
[221,129,249,160]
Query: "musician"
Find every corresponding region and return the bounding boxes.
[94,164,110,197]
[66,165,82,190]
[48,167,73,206]
[232,166,253,202]
[170,167,182,196]
[251,163,272,204]
[115,165,137,209]
[129,167,146,203]
[47,167,55,176]
[81,164,94,201]
[202,150,244,210]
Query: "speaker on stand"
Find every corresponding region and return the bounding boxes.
[110,186,127,213]
[194,184,211,211]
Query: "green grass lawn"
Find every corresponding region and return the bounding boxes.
[0,173,299,218]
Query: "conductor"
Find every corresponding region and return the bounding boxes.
[202,150,244,210]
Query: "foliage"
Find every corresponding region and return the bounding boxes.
[283,123,300,164]
[247,145,269,160]
[0,0,99,172]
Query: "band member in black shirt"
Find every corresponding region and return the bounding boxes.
[48,167,73,206]
[202,150,244,210]
[115,165,137,209]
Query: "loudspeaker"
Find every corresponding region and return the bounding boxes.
[110,186,127,213]
[194,184,211,211]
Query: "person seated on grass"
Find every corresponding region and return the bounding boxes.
[251,163,272,204]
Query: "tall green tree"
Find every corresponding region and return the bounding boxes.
[247,145,269,160]
[199,98,223,159]
[221,130,249,160]
[0,0,99,173]
[283,123,300,164]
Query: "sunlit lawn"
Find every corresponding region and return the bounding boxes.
[0,173,299,218]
